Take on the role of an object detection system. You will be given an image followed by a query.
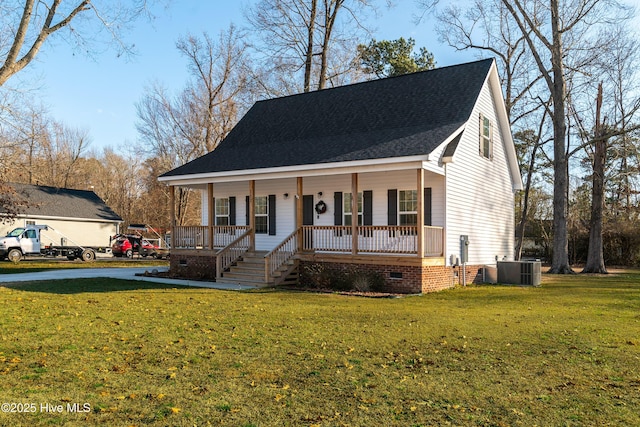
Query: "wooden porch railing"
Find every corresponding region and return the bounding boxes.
[424,225,445,257]
[215,228,252,279]
[264,230,298,284]
[172,225,249,249]
[301,225,444,256]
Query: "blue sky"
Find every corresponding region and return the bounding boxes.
[19,1,476,152]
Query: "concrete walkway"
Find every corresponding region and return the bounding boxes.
[0,267,256,291]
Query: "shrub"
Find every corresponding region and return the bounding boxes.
[301,263,387,292]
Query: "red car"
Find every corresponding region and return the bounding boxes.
[111,234,159,258]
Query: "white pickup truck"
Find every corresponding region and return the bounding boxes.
[0,224,102,262]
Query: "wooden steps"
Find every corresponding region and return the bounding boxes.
[219,251,299,287]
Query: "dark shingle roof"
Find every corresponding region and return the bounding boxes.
[162,58,494,177]
[5,183,122,222]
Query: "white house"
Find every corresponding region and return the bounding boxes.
[159,58,523,293]
[0,183,122,250]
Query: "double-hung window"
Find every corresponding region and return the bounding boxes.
[215,198,229,226]
[480,113,493,159]
[255,196,268,234]
[399,190,417,226]
[343,192,363,226]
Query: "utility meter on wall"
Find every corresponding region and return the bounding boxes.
[460,235,469,264]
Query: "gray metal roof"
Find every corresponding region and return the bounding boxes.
[5,183,122,222]
[162,58,494,178]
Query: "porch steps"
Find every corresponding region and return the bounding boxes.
[221,251,269,286]
[220,251,299,287]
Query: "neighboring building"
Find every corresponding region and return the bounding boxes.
[159,58,523,293]
[0,183,122,249]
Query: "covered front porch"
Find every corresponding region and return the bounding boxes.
[165,166,448,288]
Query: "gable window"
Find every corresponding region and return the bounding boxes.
[399,190,417,226]
[255,196,268,234]
[344,192,363,226]
[480,113,493,159]
[215,198,229,226]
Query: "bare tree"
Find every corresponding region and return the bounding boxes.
[500,0,638,273]
[570,29,640,272]
[426,0,551,261]
[37,121,91,188]
[136,25,251,226]
[245,0,376,94]
[0,0,154,87]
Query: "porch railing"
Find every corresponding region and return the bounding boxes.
[301,225,444,256]
[215,228,252,279]
[424,226,445,257]
[264,230,298,284]
[173,225,249,249]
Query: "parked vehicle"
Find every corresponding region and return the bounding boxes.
[0,225,104,262]
[111,234,169,259]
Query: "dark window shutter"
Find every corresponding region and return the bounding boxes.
[424,188,432,226]
[334,192,343,226]
[229,197,236,226]
[268,194,276,235]
[245,196,250,226]
[387,189,398,226]
[363,190,373,226]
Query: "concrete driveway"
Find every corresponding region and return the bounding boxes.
[0,267,254,290]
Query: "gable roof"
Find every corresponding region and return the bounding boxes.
[4,183,122,222]
[162,58,496,178]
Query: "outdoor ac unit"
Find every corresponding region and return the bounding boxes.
[497,261,541,286]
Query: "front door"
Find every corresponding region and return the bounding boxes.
[302,195,314,226]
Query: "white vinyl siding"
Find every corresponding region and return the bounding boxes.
[445,78,515,265]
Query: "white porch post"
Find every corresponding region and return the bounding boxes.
[207,183,214,250]
[351,172,358,255]
[249,180,256,252]
[417,168,424,257]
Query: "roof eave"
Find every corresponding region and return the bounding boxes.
[158,155,441,186]
[488,61,524,191]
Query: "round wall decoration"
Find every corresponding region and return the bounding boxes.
[315,200,327,214]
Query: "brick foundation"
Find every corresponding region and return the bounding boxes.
[169,252,217,280]
[299,260,487,294]
[169,250,487,293]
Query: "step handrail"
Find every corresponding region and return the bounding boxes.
[264,229,299,284]
[216,228,252,279]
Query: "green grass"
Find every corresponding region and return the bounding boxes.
[0,258,168,274]
[0,272,638,426]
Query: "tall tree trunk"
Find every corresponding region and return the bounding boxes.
[317,0,343,90]
[304,0,317,93]
[583,83,607,273]
[515,141,539,260]
[547,0,574,274]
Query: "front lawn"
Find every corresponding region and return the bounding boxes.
[0,258,168,274]
[0,272,638,426]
